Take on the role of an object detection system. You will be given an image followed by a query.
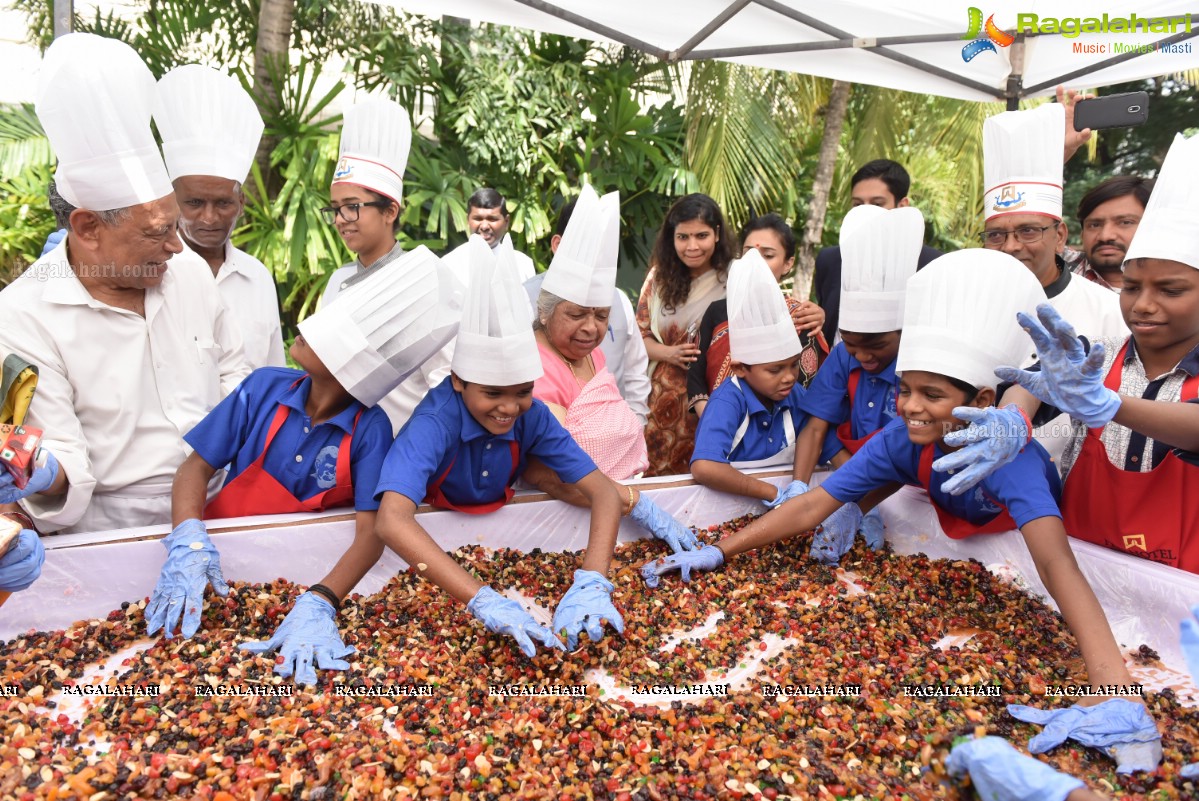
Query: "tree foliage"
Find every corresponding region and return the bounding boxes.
[2,0,1190,318]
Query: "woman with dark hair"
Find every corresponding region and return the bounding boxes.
[320,99,411,308]
[636,194,735,476]
[687,213,829,418]
[317,100,454,436]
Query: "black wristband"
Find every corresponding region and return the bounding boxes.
[308,583,341,611]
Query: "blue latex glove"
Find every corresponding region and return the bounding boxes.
[1007,699,1161,774]
[552,570,625,650]
[1181,603,1199,688]
[765,479,809,510]
[0,528,45,592]
[0,451,60,504]
[1179,604,1199,779]
[933,405,1031,496]
[946,736,1085,801]
[41,228,67,256]
[467,585,565,658]
[144,519,229,639]
[810,502,864,565]
[994,304,1122,428]
[858,507,885,550]
[640,544,724,589]
[628,493,699,553]
[238,592,355,686]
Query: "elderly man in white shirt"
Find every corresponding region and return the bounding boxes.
[0,34,249,534]
[154,65,285,371]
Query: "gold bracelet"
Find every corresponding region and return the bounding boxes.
[625,485,636,516]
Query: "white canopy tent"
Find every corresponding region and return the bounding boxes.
[367,0,1199,104]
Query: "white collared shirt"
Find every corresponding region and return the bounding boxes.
[213,242,285,370]
[0,240,250,532]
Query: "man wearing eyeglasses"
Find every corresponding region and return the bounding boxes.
[981,104,1127,468]
[981,105,1127,351]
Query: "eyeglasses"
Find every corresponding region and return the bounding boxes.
[978,224,1056,248]
[318,201,391,225]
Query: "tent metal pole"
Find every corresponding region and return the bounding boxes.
[670,0,753,61]
[749,0,1004,98]
[692,30,1022,56]
[510,0,670,58]
[1006,36,1026,109]
[53,0,72,38]
[1022,24,1199,96]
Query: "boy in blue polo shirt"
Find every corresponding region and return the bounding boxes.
[791,205,925,542]
[691,250,840,503]
[642,251,1160,775]
[242,239,624,683]
[147,247,461,642]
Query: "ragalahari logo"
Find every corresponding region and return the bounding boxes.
[962,7,1016,61]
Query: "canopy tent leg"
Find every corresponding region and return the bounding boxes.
[53,0,72,38]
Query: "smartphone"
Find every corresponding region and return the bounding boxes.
[1073,91,1149,131]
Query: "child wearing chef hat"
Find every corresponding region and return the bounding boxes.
[148,247,462,645]
[260,236,624,673]
[640,252,1158,777]
[996,132,1199,574]
[690,248,839,504]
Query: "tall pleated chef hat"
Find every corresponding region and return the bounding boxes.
[838,204,925,333]
[727,248,801,365]
[36,33,172,210]
[452,235,544,385]
[154,64,264,183]
[1124,132,1199,270]
[541,185,620,308]
[983,103,1064,222]
[331,99,412,204]
[896,250,1045,390]
[298,246,464,407]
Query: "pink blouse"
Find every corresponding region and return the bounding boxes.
[534,341,607,407]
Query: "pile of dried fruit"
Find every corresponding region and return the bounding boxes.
[2,514,1199,800]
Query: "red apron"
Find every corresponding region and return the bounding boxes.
[204,394,360,519]
[917,444,1017,540]
[1061,341,1199,570]
[836,368,890,455]
[424,440,521,515]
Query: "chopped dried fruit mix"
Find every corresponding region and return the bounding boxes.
[2,515,1198,799]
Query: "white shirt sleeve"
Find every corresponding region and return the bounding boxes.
[617,291,651,425]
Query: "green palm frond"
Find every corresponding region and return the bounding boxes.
[684,62,815,230]
[0,103,52,176]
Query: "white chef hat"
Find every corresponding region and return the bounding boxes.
[1124,133,1199,271]
[541,185,619,308]
[298,246,464,407]
[452,236,543,385]
[983,103,1064,222]
[331,99,412,204]
[838,205,925,333]
[36,33,172,211]
[727,248,801,365]
[154,64,264,184]
[896,250,1045,390]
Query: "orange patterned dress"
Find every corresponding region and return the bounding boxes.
[635,268,726,477]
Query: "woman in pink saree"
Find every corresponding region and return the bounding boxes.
[521,187,698,554]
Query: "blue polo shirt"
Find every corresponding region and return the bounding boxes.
[184,367,393,511]
[376,377,598,507]
[798,342,899,439]
[691,377,841,465]
[820,417,1062,528]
